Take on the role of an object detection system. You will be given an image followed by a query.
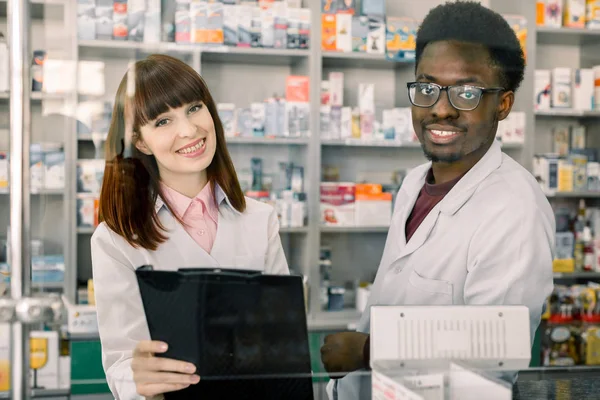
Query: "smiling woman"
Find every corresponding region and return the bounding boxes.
[91,54,290,399]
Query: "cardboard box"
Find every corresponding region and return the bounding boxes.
[329,72,344,107]
[534,69,551,110]
[77,0,96,41]
[127,0,145,41]
[351,16,368,52]
[161,0,176,42]
[366,16,385,54]
[95,0,113,40]
[385,17,418,62]
[112,0,128,40]
[144,0,161,43]
[322,14,336,51]
[217,103,237,137]
[223,4,238,45]
[544,0,563,27]
[336,13,352,52]
[0,324,8,391]
[355,183,392,227]
[573,68,595,111]
[564,0,586,27]
[175,0,191,43]
[552,68,572,108]
[273,3,288,48]
[237,4,253,47]
[588,0,600,29]
[320,182,355,226]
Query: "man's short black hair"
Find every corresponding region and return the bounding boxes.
[415,1,525,93]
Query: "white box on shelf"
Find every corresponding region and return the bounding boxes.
[0,323,8,391]
[62,295,99,335]
[223,4,238,46]
[336,13,352,52]
[175,0,192,43]
[330,106,342,139]
[77,0,96,41]
[544,0,564,27]
[573,68,594,111]
[144,0,161,43]
[355,194,392,227]
[329,72,344,107]
[587,0,600,29]
[43,59,76,94]
[551,67,572,108]
[127,0,146,42]
[44,149,65,190]
[394,107,413,143]
[320,182,355,226]
[95,0,113,40]
[366,15,385,54]
[261,4,275,47]
[358,83,375,113]
[534,70,551,110]
[340,106,352,139]
[78,61,105,96]
[513,111,526,144]
[29,331,59,390]
[320,105,331,139]
[218,103,237,137]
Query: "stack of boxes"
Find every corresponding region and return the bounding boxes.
[78,0,311,50]
[320,183,392,227]
[535,67,600,112]
[321,0,418,62]
[320,71,416,144]
[0,144,65,193]
[536,0,600,30]
[533,125,599,194]
[217,75,310,138]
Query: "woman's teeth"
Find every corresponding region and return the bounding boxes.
[178,139,205,154]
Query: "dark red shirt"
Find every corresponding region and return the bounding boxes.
[405,168,465,243]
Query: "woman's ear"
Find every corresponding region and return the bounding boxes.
[134,135,153,155]
[497,91,515,121]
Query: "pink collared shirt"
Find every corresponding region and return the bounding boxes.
[161,182,219,254]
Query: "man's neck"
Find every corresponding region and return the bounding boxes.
[430,141,493,184]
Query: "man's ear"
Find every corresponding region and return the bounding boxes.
[134,137,152,155]
[497,91,515,121]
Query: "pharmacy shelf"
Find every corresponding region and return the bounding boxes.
[0,188,64,195]
[32,281,64,289]
[77,227,96,234]
[199,46,309,65]
[525,365,600,373]
[321,226,389,233]
[77,226,309,235]
[535,109,600,118]
[554,271,600,279]
[0,91,67,101]
[77,133,107,142]
[322,51,414,69]
[308,309,361,331]
[0,0,65,20]
[536,27,600,46]
[79,40,309,65]
[226,136,310,145]
[321,139,421,148]
[546,191,600,199]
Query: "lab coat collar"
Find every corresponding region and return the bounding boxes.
[154,182,240,215]
[437,139,502,215]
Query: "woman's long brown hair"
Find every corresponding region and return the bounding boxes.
[99,54,245,250]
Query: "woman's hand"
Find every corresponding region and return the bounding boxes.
[131,340,200,397]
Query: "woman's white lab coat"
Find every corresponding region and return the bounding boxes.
[329,140,555,400]
[91,184,289,400]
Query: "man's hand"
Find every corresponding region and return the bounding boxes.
[320,332,369,379]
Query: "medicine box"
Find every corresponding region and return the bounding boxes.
[112,0,128,40]
[144,0,161,43]
[534,70,551,110]
[127,0,145,41]
[385,17,418,62]
[355,183,392,227]
[223,4,238,46]
[204,2,225,45]
[175,0,191,43]
[0,152,7,190]
[286,7,299,49]
[322,14,336,51]
[77,0,96,41]
[573,68,595,111]
[236,4,252,47]
[564,0,586,28]
[95,0,113,41]
[553,126,570,156]
[320,105,331,139]
[351,16,368,52]
[336,13,352,52]
[552,68,572,108]
[77,195,99,228]
[366,16,385,54]
[329,72,344,107]
[0,323,7,391]
[588,0,600,29]
[273,3,288,48]
[330,106,342,139]
[544,0,563,27]
[261,5,275,47]
[298,8,311,50]
[361,0,385,16]
[358,83,374,113]
[62,296,99,335]
[251,102,266,137]
[320,182,356,226]
[217,103,237,137]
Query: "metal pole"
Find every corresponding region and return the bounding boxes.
[8,0,32,399]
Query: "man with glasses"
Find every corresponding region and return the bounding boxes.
[321,2,555,399]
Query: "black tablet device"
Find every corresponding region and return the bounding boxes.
[135,266,315,400]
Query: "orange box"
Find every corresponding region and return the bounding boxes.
[286,76,310,102]
[355,183,383,196]
[322,14,337,51]
[536,0,545,25]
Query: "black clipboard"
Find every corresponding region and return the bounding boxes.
[135,266,315,400]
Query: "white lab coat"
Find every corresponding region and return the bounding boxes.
[91,184,289,400]
[328,140,555,400]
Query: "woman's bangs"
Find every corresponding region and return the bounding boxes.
[133,64,207,128]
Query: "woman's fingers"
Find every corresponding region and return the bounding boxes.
[132,354,196,375]
[136,383,191,397]
[133,370,200,385]
[133,340,168,356]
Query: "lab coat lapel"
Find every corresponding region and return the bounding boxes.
[209,206,236,267]
[390,140,503,264]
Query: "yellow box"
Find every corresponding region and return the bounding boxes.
[553,258,576,273]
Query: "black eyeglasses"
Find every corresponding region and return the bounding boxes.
[407,82,505,111]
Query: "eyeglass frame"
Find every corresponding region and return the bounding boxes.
[406,82,505,111]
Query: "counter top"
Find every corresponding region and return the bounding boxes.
[514,369,600,399]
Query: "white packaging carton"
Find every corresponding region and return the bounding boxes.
[320,182,355,226]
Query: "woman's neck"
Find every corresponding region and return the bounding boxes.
[160,171,209,199]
